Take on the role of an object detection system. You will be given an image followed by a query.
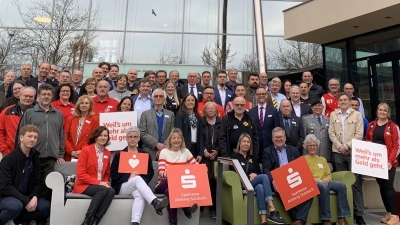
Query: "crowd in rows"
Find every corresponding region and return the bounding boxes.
[0,61,398,225]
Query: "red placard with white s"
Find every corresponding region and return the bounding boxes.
[118,152,149,174]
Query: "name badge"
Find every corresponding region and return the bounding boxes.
[198,92,202,94]
[107,106,113,108]
[326,124,329,127]
[268,115,272,117]
[318,164,323,168]
[227,94,231,97]
[104,156,108,159]
[233,125,238,129]
[85,120,91,124]
[165,115,170,118]
[292,121,296,124]
[241,162,245,166]
[335,120,339,122]
[172,102,177,105]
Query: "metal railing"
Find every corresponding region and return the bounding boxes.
[216,157,254,225]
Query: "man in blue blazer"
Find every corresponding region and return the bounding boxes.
[214,71,234,109]
[262,127,313,225]
[249,87,279,160]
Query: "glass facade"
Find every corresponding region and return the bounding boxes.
[0,0,306,74]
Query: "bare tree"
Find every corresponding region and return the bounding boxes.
[155,45,180,64]
[238,52,273,72]
[269,40,322,69]
[201,41,237,73]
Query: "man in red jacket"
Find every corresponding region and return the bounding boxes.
[198,86,225,118]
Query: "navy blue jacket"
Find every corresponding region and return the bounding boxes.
[174,111,205,157]
[214,86,234,110]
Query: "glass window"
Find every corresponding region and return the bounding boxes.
[91,0,127,30]
[184,0,218,33]
[324,41,347,84]
[126,0,183,32]
[90,31,124,63]
[262,1,304,36]
[220,0,253,35]
[225,35,255,69]
[265,36,292,69]
[0,0,52,28]
[182,34,217,65]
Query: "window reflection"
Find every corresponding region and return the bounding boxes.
[90,31,124,63]
[220,0,253,35]
[183,34,217,65]
[184,0,218,33]
[92,0,126,30]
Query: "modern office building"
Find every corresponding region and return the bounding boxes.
[284,0,400,122]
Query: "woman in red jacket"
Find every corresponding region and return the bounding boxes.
[73,126,115,225]
[365,103,399,225]
[64,95,99,161]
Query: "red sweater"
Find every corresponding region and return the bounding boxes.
[322,93,338,117]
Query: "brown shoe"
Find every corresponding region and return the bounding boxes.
[323,220,332,225]
[291,220,302,225]
[382,213,393,223]
[337,218,348,225]
[387,215,399,225]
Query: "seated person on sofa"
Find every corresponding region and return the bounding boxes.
[0,124,50,225]
[262,127,313,225]
[229,133,286,225]
[304,134,350,225]
[111,126,169,225]
[73,126,115,225]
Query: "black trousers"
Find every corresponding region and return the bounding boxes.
[376,167,398,214]
[200,178,217,211]
[82,184,115,221]
[40,157,56,201]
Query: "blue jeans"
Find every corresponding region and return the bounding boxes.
[0,197,50,224]
[317,181,351,220]
[250,174,273,215]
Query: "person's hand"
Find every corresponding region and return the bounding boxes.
[249,173,257,182]
[156,143,166,151]
[156,149,161,159]
[75,150,81,158]
[343,151,350,156]
[272,181,278,193]
[57,158,65,164]
[99,181,110,188]
[196,156,202,163]
[388,163,392,170]
[25,196,38,212]
[339,145,347,154]
[210,150,218,160]
[204,151,211,158]
[322,178,330,184]
[130,171,140,178]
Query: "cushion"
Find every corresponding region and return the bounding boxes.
[66,193,165,199]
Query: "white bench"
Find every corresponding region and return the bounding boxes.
[46,161,200,225]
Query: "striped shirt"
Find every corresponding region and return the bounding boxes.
[157,148,198,185]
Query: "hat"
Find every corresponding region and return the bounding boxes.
[310,99,323,107]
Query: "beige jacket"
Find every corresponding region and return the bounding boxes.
[328,108,363,153]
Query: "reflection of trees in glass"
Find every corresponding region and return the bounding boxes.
[155,45,181,64]
[201,41,237,74]
[13,0,99,69]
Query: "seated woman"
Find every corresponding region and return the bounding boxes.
[64,95,99,161]
[155,128,199,225]
[304,134,350,225]
[229,133,286,225]
[117,96,134,112]
[111,126,169,225]
[73,126,115,225]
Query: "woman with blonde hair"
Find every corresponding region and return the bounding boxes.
[229,133,286,225]
[163,80,180,115]
[64,95,99,161]
[155,128,199,225]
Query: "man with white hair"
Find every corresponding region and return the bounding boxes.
[177,71,204,101]
[269,78,286,109]
[0,71,15,95]
[226,68,239,91]
[290,86,312,118]
[6,63,34,98]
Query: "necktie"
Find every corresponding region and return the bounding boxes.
[284,117,291,137]
[317,116,322,126]
[259,107,264,127]
[190,86,194,94]
[273,96,278,108]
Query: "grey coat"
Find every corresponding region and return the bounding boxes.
[139,108,175,159]
[302,113,332,161]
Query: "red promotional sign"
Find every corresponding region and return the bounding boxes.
[166,164,212,208]
[118,152,149,174]
[271,156,319,210]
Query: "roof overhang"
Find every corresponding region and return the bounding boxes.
[283,0,400,44]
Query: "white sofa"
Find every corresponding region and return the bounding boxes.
[46,161,200,225]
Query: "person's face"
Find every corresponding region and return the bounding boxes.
[184,96,196,110]
[239,137,251,152]
[205,105,217,118]
[60,86,71,100]
[117,77,127,89]
[196,74,201,84]
[139,82,151,95]
[50,65,58,79]
[228,70,238,83]
[147,74,156,84]
[311,103,323,115]
[96,130,109,146]
[153,91,165,106]
[169,71,179,83]
[156,72,166,85]
[12,83,23,98]
[127,69,138,82]
[279,100,292,116]
[300,83,309,95]
[377,105,389,119]
[38,90,53,105]
[100,65,109,76]
[165,83,175,95]
[92,68,104,81]
[290,88,300,102]
[217,73,227,86]
[79,98,91,113]
[248,76,259,88]
[269,82,280,94]
[187,72,197,86]
[328,80,340,92]
[259,73,268,85]
[126,131,140,147]
[20,65,32,78]
[4,72,15,85]
[272,130,286,149]
[284,82,291,93]
[170,133,182,149]
[338,95,350,110]
[202,73,211,85]
[302,72,313,84]
[85,81,96,93]
[59,72,71,84]
[344,84,354,96]
[233,98,246,114]
[19,89,35,108]
[350,100,360,112]
[203,88,215,102]
[256,88,268,104]
[306,141,318,155]
[20,131,38,149]
[120,99,132,112]
[109,67,119,80]
[96,81,109,97]
[234,86,246,97]
[39,63,50,78]
[72,71,83,84]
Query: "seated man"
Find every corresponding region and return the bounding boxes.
[0,124,50,225]
[262,127,312,225]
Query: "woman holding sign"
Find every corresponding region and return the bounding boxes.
[229,133,286,225]
[74,126,115,225]
[155,128,199,225]
[365,103,399,225]
[111,126,169,225]
[304,134,350,225]
[64,95,99,161]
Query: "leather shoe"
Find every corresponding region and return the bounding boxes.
[152,197,169,215]
[81,215,92,225]
[355,216,366,225]
[132,222,139,225]
[323,220,332,225]
[169,221,177,225]
[337,218,348,225]
[183,203,198,219]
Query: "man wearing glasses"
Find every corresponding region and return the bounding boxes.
[177,71,204,102]
[321,78,340,117]
[198,86,225,119]
[152,70,167,91]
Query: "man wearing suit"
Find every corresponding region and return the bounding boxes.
[214,71,234,109]
[278,99,304,155]
[262,127,312,225]
[290,86,312,118]
[139,89,175,160]
[177,71,203,102]
[302,99,332,161]
[249,87,279,160]
[25,62,58,101]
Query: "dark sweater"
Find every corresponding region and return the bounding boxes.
[229,152,261,177]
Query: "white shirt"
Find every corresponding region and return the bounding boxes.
[338,109,350,146]
[292,101,301,117]
[191,127,197,143]
[218,86,226,108]
[188,85,198,99]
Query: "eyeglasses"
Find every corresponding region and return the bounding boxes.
[307,144,317,148]
[13,87,22,91]
[273,136,284,139]
[153,95,164,99]
[22,95,34,99]
[256,93,266,96]
[127,136,140,140]
[204,92,214,95]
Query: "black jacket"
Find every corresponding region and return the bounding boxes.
[278,113,305,154]
[174,111,205,157]
[229,152,261,177]
[201,116,221,178]
[0,145,41,206]
[262,144,299,183]
[25,77,58,99]
[290,102,313,118]
[308,81,324,100]
[110,147,154,194]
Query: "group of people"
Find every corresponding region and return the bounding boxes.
[0,61,398,225]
